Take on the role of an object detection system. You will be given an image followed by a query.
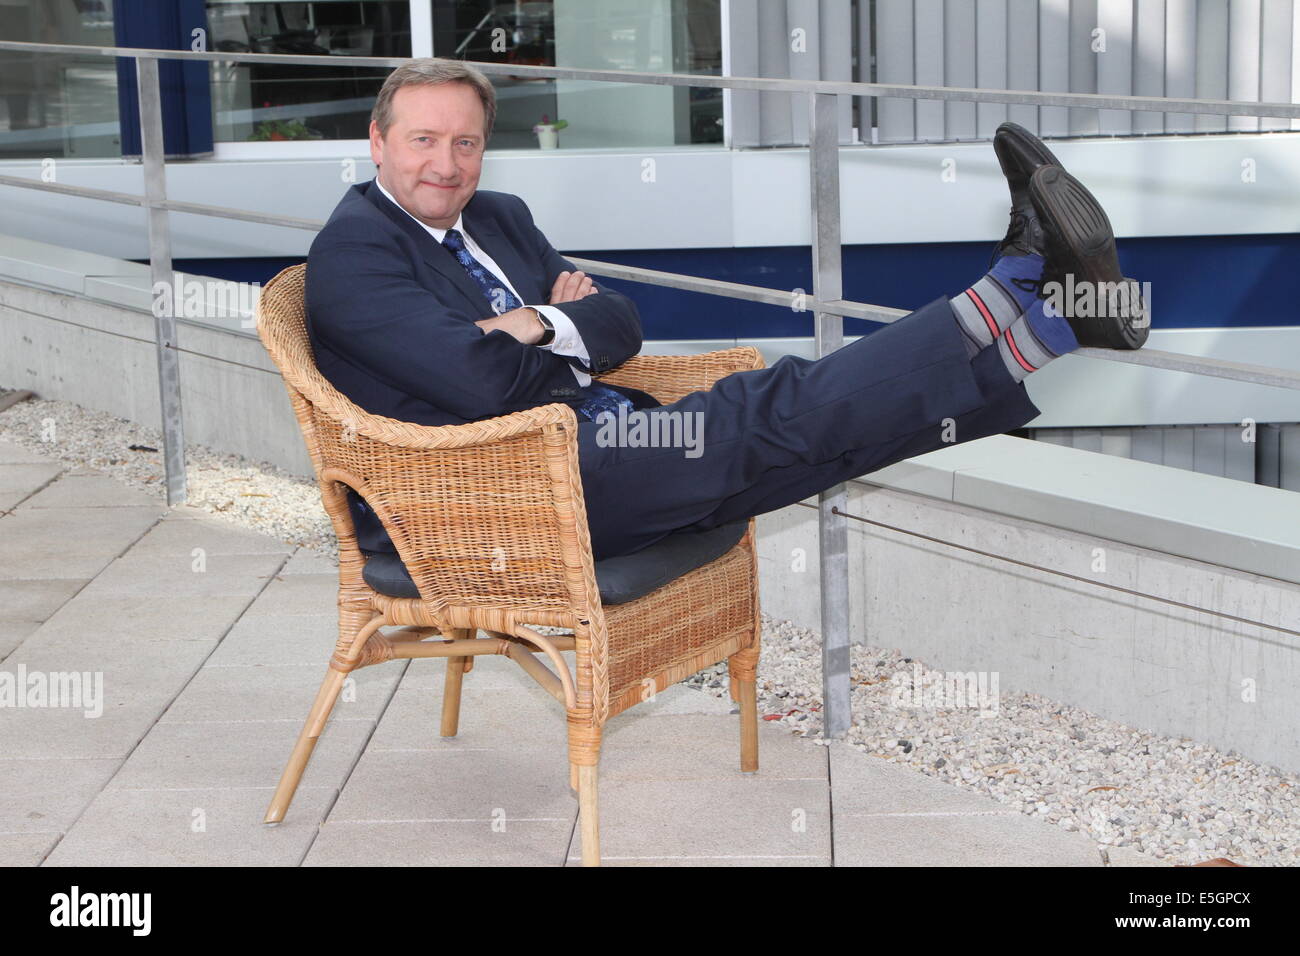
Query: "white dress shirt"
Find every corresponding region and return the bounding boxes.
[373,178,592,386]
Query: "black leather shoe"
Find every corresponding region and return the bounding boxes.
[1028,164,1149,350]
[990,121,1062,265]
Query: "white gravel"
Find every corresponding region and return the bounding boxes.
[4,391,1297,867]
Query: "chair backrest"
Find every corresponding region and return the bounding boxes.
[255,264,598,628]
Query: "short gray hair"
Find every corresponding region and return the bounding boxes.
[371,59,497,140]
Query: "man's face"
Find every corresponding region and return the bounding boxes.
[370,82,486,230]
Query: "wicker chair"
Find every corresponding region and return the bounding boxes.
[254,264,765,866]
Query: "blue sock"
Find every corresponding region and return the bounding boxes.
[1025,296,1079,354]
[949,253,1047,358]
[988,254,1046,313]
[993,297,1079,384]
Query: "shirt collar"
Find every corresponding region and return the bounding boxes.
[373,176,465,244]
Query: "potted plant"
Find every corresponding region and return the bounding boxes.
[531,114,568,150]
[247,118,322,142]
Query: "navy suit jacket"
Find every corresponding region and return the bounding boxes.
[305,179,658,552]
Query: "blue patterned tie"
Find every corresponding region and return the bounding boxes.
[442,228,521,314]
[442,227,635,423]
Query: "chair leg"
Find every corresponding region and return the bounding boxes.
[729,644,760,774]
[264,667,347,824]
[569,723,602,866]
[440,629,472,738]
[736,678,758,774]
[576,763,600,866]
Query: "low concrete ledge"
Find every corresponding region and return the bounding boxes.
[755,477,1300,773]
[865,435,1300,588]
[0,235,150,297]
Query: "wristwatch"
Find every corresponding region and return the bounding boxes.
[529,306,556,346]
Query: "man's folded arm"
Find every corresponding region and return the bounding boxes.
[514,195,643,374]
[306,241,586,422]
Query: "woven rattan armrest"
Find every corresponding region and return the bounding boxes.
[594,346,766,403]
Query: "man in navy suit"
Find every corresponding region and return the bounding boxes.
[307,60,1147,562]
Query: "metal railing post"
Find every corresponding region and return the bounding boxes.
[136,56,186,506]
[809,91,851,739]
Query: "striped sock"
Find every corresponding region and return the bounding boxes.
[995,296,1080,383]
[949,254,1045,358]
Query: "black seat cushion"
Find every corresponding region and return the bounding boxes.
[361,520,748,607]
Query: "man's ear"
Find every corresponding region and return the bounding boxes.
[368,120,384,170]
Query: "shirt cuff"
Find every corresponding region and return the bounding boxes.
[532,304,591,386]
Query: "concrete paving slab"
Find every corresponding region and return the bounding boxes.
[0,439,53,465]
[203,613,338,667]
[367,685,566,753]
[600,713,826,782]
[0,462,61,501]
[828,743,1023,816]
[0,577,87,624]
[105,717,376,792]
[165,662,402,724]
[305,817,575,867]
[280,548,338,575]
[564,777,832,866]
[327,747,575,823]
[0,506,162,579]
[238,574,341,617]
[0,620,41,660]
[131,512,297,557]
[45,787,337,867]
[21,473,160,509]
[0,639,214,758]
[73,550,286,600]
[29,592,257,648]
[0,757,121,833]
[0,832,61,867]
[831,808,1114,867]
[0,552,124,582]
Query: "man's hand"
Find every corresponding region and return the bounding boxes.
[474,307,546,344]
[550,270,597,304]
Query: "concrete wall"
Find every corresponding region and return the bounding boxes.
[755,483,1300,774]
[0,278,313,476]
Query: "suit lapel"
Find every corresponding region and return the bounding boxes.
[462,201,543,304]
[363,180,490,314]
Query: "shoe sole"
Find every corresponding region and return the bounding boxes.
[1029,166,1149,350]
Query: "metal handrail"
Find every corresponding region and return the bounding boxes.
[3,39,1300,118]
[2,39,1298,739]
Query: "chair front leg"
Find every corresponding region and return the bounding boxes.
[569,723,603,866]
[440,628,473,738]
[729,640,760,774]
[265,606,384,824]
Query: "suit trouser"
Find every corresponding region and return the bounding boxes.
[576,295,1043,561]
